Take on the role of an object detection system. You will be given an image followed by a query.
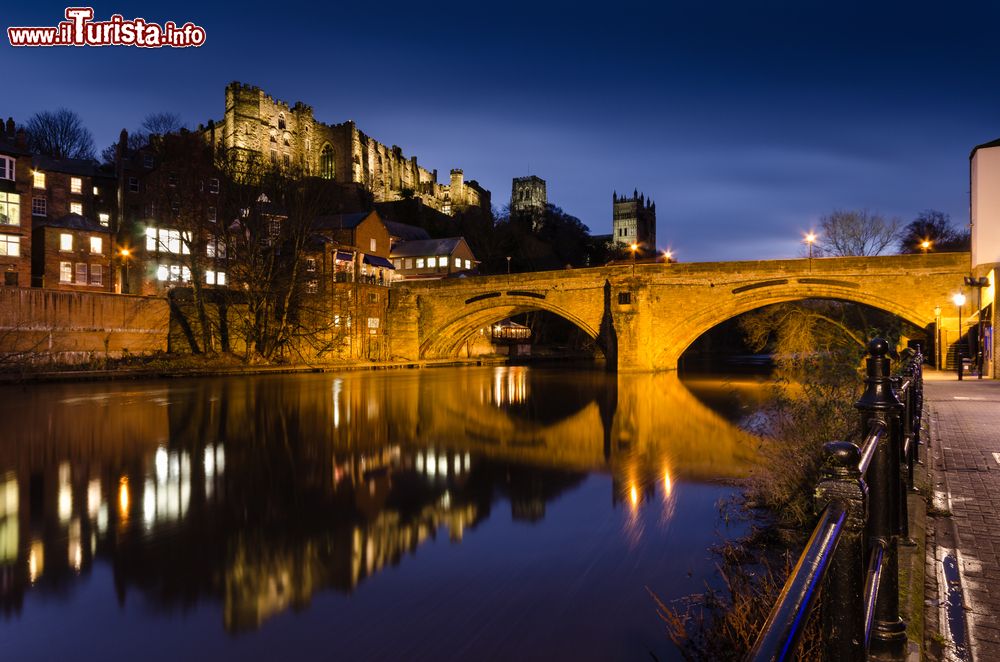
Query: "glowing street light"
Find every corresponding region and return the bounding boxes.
[920,239,932,254]
[119,247,131,294]
[953,292,966,380]
[804,232,817,272]
[663,249,673,263]
[630,242,638,276]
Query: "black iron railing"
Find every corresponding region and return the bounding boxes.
[747,338,924,662]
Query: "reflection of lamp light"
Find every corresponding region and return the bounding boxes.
[118,476,130,520]
[954,293,966,380]
[629,485,638,508]
[663,470,672,496]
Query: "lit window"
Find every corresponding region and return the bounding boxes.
[60,261,72,282]
[464,259,471,269]
[167,231,181,254]
[92,186,98,195]
[75,263,87,283]
[32,197,46,216]
[405,258,412,269]
[98,212,110,226]
[89,264,102,286]
[33,171,45,189]
[146,227,157,251]
[156,265,168,281]
[320,145,334,179]
[305,257,316,272]
[437,256,447,267]
[427,257,436,268]
[70,201,83,215]
[128,177,138,192]
[0,156,14,181]
[416,258,425,268]
[370,238,376,252]
[70,177,82,194]
[206,271,216,285]
[89,237,102,254]
[454,256,460,268]
[306,279,318,293]
[0,192,19,226]
[0,234,20,257]
[60,234,73,251]
[217,272,226,286]
[393,259,401,269]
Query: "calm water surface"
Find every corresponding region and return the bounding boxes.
[0,367,770,660]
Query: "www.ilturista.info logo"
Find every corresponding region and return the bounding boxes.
[7,7,206,48]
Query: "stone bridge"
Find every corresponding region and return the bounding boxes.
[388,252,973,371]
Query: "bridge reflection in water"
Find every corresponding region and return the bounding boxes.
[0,367,763,658]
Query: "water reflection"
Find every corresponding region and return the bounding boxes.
[0,367,763,655]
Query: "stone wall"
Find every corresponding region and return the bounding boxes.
[221,82,488,215]
[0,287,169,364]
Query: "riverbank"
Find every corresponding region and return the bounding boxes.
[0,353,512,384]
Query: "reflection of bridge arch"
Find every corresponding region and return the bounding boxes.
[420,296,601,359]
[656,282,930,368]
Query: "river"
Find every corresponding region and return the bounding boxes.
[0,366,773,660]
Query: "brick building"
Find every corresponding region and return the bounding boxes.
[0,119,31,287]
[28,154,116,288]
[390,237,477,280]
[31,213,112,291]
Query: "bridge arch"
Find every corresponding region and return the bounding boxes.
[419,295,602,359]
[657,282,933,369]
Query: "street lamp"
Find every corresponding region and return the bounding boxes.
[120,247,131,294]
[630,243,638,276]
[804,232,817,272]
[920,239,932,254]
[663,249,673,263]
[506,255,512,276]
[953,292,966,380]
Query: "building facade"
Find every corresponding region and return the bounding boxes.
[510,175,547,221]
[0,120,31,287]
[31,214,112,292]
[217,82,490,216]
[612,190,656,252]
[390,237,477,280]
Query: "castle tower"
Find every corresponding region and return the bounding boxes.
[612,190,657,251]
[450,169,465,208]
[511,175,547,223]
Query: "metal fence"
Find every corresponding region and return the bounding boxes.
[747,337,924,661]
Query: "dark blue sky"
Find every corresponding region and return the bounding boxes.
[5,1,999,261]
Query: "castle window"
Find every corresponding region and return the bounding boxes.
[618,292,632,305]
[320,145,335,180]
[270,131,277,143]
[270,149,278,164]
[283,133,290,147]
[283,153,290,167]
[278,113,286,130]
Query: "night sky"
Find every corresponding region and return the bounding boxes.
[4,1,1000,261]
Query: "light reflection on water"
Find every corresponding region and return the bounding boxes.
[0,367,770,660]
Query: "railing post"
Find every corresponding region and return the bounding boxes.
[816,441,868,662]
[855,338,907,655]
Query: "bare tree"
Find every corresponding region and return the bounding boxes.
[26,109,96,159]
[817,209,900,257]
[897,209,970,253]
[101,112,185,164]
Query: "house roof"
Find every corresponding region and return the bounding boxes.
[32,154,106,178]
[385,220,431,241]
[314,210,379,231]
[390,237,469,258]
[34,213,111,233]
[971,137,1000,158]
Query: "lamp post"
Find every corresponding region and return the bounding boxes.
[506,256,511,275]
[630,243,638,276]
[804,232,817,273]
[953,292,966,380]
[920,239,932,254]
[934,305,942,370]
[119,248,130,294]
[663,249,672,263]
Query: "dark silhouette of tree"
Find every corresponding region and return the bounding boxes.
[101,112,185,163]
[898,210,970,253]
[25,108,96,159]
[817,209,900,256]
